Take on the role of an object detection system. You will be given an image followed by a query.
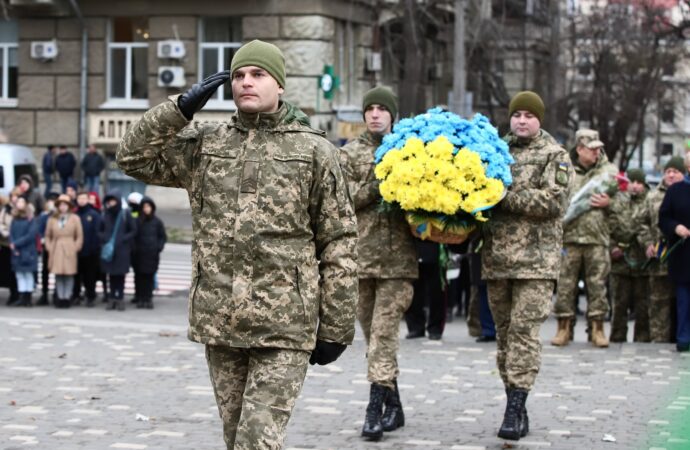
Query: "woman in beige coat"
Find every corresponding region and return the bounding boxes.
[45,194,83,308]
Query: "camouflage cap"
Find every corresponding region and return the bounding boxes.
[575,129,605,149]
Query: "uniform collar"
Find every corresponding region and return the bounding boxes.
[235,102,287,130]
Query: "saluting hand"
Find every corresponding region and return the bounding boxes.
[177,71,231,120]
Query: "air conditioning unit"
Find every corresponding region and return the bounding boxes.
[157,40,186,59]
[158,66,186,88]
[30,41,58,60]
[366,51,382,72]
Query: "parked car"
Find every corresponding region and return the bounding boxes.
[0,144,39,197]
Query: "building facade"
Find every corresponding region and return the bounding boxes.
[0,0,377,168]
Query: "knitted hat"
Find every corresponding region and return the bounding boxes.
[362,86,398,120]
[664,155,686,173]
[575,129,605,149]
[627,168,646,185]
[508,91,545,124]
[230,40,286,88]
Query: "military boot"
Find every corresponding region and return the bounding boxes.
[381,379,404,432]
[361,383,389,441]
[505,388,528,437]
[498,388,528,441]
[551,318,571,346]
[106,298,117,310]
[591,320,609,348]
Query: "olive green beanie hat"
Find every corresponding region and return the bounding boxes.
[230,40,286,88]
[508,91,545,124]
[664,155,686,173]
[627,168,646,185]
[363,86,398,120]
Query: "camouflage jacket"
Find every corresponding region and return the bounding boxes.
[116,97,358,351]
[482,129,573,280]
[635,183,668,277]
[339,132,418,280]
[562,154,619,246]
[609,190,648,275]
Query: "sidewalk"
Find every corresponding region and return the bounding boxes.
[1,296,688,450]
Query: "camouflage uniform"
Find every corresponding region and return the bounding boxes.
[340,131,418,390]
[637,183,675,342]
[608,190,650,342]
[482,129,572,390]
[117,96,358,449]
[553,154,618,320]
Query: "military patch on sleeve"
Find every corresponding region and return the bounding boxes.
[555,162,570,186]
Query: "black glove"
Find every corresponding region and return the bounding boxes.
[309,340,347,366]
[177,70,230,120]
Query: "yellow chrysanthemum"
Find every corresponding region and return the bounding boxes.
[375,136,505,216]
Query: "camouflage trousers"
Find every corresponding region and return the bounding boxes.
[554,244,610,320]
[357,278,414,390]
[205,345,310,450]
[487,279,554,391]
[649,275,676,343]
[610,273,650,342]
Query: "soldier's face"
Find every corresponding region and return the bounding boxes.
[509,110,540,139]
[576,145,601,168]
[629,181,645,195]
[231,66,284,114]
[364,104,392,135]
[663,168,684,186]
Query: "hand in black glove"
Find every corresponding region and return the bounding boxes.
[177,70,231,120]
[309,340,347,366]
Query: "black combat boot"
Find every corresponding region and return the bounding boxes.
[498,388,528,440]
[361,383,389,441]
[35,294,49,306]
[106,298,117,310]
[24,292,33,307]
[505,388,529,437]
[381,379,404,432]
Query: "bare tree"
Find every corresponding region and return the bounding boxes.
[564,1,689,169]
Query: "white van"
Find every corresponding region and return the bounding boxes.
[0,144,39,197]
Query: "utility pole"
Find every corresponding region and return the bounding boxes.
[450,0,468,116]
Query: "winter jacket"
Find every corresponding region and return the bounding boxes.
[340,131,418,279]
[482,129,573,280]
[9,210,38,273]
[42,150,54,176]
[81,152,105,177]
[46,212,83,275]
[116,97,357,351]
[76,204,102,257]
[133,198,166,274]
[99,191,137,276]
[0,205,11,248]
[659,176,690,284]
[562,153,619,246]
[55,152,76,179]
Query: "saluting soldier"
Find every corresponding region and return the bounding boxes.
[117,40,358,450]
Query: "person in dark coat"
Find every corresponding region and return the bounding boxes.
[36,193,59,306]
[55,146,76,193]
[1,189,19,305]
[133,197,166,309]
[81,145,105,194]
[658,162,690,353]
[99,190,136,311]
[405,241,447,340]
[42,145,57,198]
[75,191,102,307]
[9,197,38,307]
[17,174,45,216]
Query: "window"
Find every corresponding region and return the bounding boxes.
[0,21,18,107]
[199,17,241,108]
[105,17,149,108]
[661,103,674,124]
[661,143,673,156]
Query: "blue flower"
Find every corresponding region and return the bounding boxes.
[374,109,514,187]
